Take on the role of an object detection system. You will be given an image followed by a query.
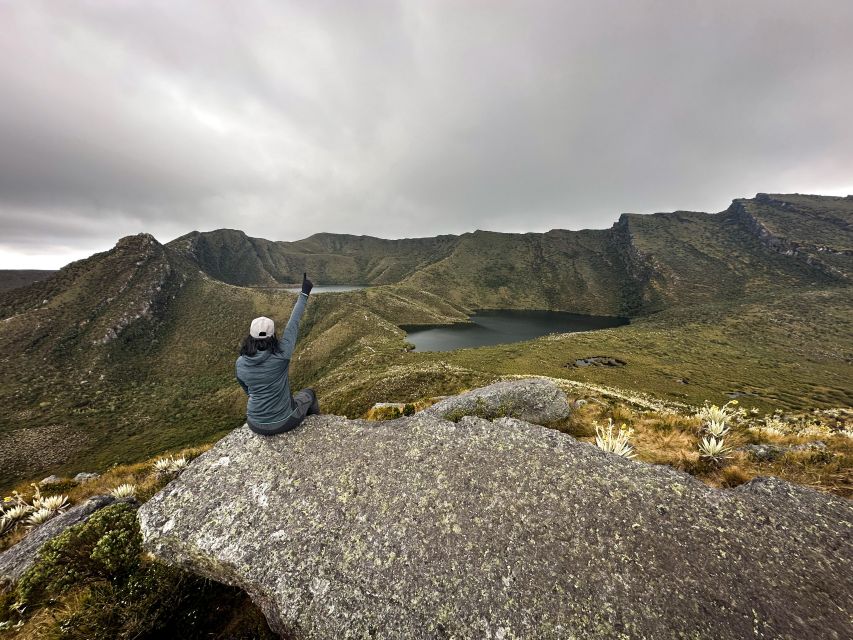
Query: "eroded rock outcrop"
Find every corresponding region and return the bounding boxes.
[728,197,851,281]
[138,399,853,639]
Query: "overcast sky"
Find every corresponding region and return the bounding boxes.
[1,1,852,268]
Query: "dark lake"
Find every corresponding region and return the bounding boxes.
[403,309,628,352]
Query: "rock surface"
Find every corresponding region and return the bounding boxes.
[0,495,115,587]
[73,472,100,483]
[571,356,626,367]
[739,441,828,462]
[421,377,570,423]
[139,410,853,639]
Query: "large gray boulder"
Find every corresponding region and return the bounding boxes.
[0,495,115,588]
[138,412,852,639]
[422,377,570,423]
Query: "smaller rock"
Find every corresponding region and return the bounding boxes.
[740,444,785,462]
[38,475,62,486]
[422,378,570,424]
[790,441,827,452]
[571,356,626,368]
[73,472,100,483]
[740,441,828,462]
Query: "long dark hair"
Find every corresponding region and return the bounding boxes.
[239,334,281,357]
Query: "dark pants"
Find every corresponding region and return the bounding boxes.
[292,387,321,419]
[249,388,320,436]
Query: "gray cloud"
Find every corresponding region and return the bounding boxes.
[1,0,852,267]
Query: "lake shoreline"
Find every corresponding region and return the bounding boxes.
[403,309,630,352]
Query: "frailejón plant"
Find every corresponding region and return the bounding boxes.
[698,435,731,462]
[36,495,69,513]
[153,457,174,473]
[0,504,33,535]
[595,418,637,459]
[26,507,57,528]
[110,484,137,499]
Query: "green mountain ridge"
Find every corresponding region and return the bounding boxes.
[167,193,852,316]
[168,228,461,287]
[0,192,851,490]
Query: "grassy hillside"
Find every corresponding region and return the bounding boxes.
[0,270,57,292]
[0,194,850,492]
[398,229,633,315]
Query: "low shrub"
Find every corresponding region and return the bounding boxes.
[16,503,142,607]
[5,502,275,639]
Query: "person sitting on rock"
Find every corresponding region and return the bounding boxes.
[236,272,319,434]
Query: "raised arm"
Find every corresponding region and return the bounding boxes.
[280,273,313,359]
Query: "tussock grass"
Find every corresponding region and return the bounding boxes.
[541,385,852,497]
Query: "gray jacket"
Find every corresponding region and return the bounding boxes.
[235,292,308,431]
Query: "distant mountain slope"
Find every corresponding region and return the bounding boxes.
[398,228,633,315]
[742,193,853,250]
[730,193,852,280]
[168,194,852,316]
[0,269,57,292]
[0,234,187,356]
[407,194,850,314]
[0,235,198,487]
[167,229,459,286]
[613,205,842,310]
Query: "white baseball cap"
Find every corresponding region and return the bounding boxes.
[249,316,275,339]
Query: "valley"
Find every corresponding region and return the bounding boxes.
[0,193,851,492]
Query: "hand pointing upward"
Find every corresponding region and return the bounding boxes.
[301,272,314,296]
